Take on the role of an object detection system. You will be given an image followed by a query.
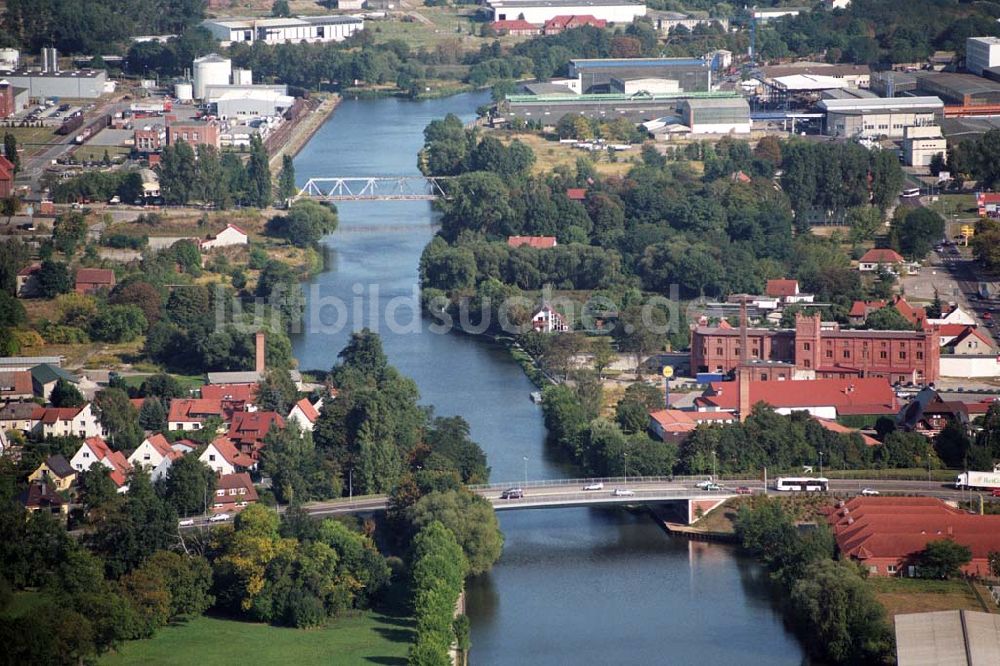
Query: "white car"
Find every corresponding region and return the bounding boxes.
[612,488,635,497]
[695,480,714,490]
[209,513,231,523]
[860,488,879,496]
[583,482,604,491]
[178,518,195,527]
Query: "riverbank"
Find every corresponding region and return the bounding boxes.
[268,94,341,173]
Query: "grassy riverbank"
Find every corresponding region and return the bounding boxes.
[101,612,414,666]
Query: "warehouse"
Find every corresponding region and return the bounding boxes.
[212,89,295,119]
[502,91,738,122]
[202,15,363,45]
[568,57,710,93]
[610,77,680,94]
[0,69,106,99]
[487,0,645,24]
[915,72,1000,107]
[902,125,946,167]
[679,96,750,135]
[966,36,1000,76]
[817,96,944,139]
[204,83,288,100]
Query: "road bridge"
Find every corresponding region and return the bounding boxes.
[295,176,452,202]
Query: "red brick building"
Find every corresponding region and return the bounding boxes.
[0,81,15,119]
[74,268,115,295]
[489,19,540,36]
[543,15,607,34]
[0,155,14,197]
[691,312,939,384]
[133,125,166,152]
[166,121,220,149]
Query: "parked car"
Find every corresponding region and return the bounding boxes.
[735,486,752,495]
[500,488,524,500]
[861,488,879,496]
[209,513,231,523]
[583,482,604,491]
[612,488,635,497]
[178,518,195,527]
[991,489,1000,497]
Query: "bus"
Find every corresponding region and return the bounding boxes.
[901,187,921,198]
[775,477,829,492]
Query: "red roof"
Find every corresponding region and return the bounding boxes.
[207,436,255,468]
[935,323,973,338]
[507,235,557,249]
[849,300,887,318]
[490,19,538,31]
[0,156,14,181]
[74,268,115,286]
[167,398,225,423]
[291,398,319,424]
[859,248,905,264]
[39,405,85,424]
[813,418,880,447]
[892,296,926,327]
[765,279,799,298]
[0,371,33,396]
[227,411,284,453]
[201,383,258,403]
[106,450,132,488]
[130,398,146,411]
[84,435,113,459]
[949,327,993,349]
[16,263,40,277]
[543,14,607,30]
[565,188,587,200]
[144,433,173,457]
[695,377,897,415]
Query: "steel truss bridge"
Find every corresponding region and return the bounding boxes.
[296,176,452,202]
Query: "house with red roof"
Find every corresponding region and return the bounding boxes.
[532,302,569,333]
[825,496,1000,577]
[765,278,814,304]
[15,263,41,298]
[565,188,587,201]
[942,327,993,355]
[128,433,184,481]
[813,417,880,447]
[543,15,607,34]
[287,397,323,433]
[35,403,105,439]
[74,268,116,295]
[200,223,248,251]
[0,370,33,402]
[858,248,906,271]
[18,482,67,518]
[201,383,259,404]
[848,300,887,326]
[933,323,973,348]
[211,472,259,514]
[648,409,736,442]
[694,376,898,420]
[892,296,927,329]
[227,411,285,458]
[508,235,558,249]
[489,19,540,35]
[199,435,255,475]
[167,398,227,431]
[69,436,132,491]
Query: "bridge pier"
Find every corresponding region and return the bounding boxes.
[687,498,727,525]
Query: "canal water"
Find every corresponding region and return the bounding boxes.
[291,93,806,664]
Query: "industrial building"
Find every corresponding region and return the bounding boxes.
[966,36,1000,76]
[914,71,1000,107]
[193,53,232,100]
[502,90,735,122]
[166,121,221,149]
[817,96,944,139]
[204,83,287,99]
[870,71,917,97]
[679,96,750,135]
[0,80,28,117]
[902,125,946,167]
[568,57,710,93]
[610,77,679,94]
[201,15,363,45]
[212,89,295,119]
[487,0,646,25]
[752,7,805,23]
[760,63,871,89]
[648,10,728,34]
[0,69,106,99]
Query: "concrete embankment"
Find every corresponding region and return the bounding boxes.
[269,94,341,173]
[647,505,738,543]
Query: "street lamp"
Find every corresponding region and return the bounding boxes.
[818,451,824,478]
[522,456,528,488]
[348,467,353,503]
[624,451,628,486]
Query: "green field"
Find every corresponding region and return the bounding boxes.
[101,612,414,666]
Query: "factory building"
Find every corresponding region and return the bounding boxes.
[568,57,710,93]
[502,91,739,122]
[817,96,944,139]
[202,15,363,45]
[193,53,232,100]
[610,77,679,94]
[902,125,946,168]
[212,89,295,119]
[914,72,1000,107]
[0,80,28,117]
[679,96,750,135]
[966,36,1000,76]
[487,0,646,25]
[648,11,728,34]
[0,69,106,99]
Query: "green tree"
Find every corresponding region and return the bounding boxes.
[141,551,214,619]
[37,260,72,297]
[917,539,972,579]
[139,373,186,400]
[404,490,503,576]
[277,154,296,201]
[255,368,299,414]
[268,199,338,247]
[3,132,19,173]
[271,0,291,17]
[50,378,85,408]
[246,135,272,209]
[0,292,26,327]
[162,454,216,516]
[94,388,143,451]
[138,396,167,432]
[424,416,489,484]
[590,336,616,378]
[90,304,147,342]
[159,140,197,205]
[259,423,339,504]
[110,281,162,326]
[893,207,946,260]
[865,305,913,331]
[77,463,120,513]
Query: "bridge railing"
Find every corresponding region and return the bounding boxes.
[468,475,732,492]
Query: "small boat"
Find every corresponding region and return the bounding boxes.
[529,391,543,404]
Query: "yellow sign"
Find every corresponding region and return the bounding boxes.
[961,225,975,238]
[662,366,674,379]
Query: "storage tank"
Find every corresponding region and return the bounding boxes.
[0,48,18,70]
[192,53,231,100]
[174,81,193,102]
[232,68,253,85]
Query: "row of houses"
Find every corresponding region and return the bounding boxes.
[490,14,607,35]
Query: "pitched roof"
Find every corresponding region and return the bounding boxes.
[30,363,79,385]
[201,383,258,402]
[813,417,880,447]
[565,188,587,200]
[765,279,799,298]
[84,435,113,460]
[143,433,174,457]
[491,19,538,30]
[167,398,225,422]
[0,371,33,395]
[544,14,607,29]
[106,451,131,488]
[39,405,85,424]
[16,263,39,277]
[0,401,41,420]
[43,454,75,478]
[507,235,557,249]
[849,299,886,317]
[893,296,927,327]
[696,377,897,415]
[207,436,255,468]
[291,397,319,424]
[74,268,115,285]
[227,411,284,444]
[949,327,993,349]
[18,482,64,509]
[859,248,905,264]
[935,323,973,338]
[216,472,259,502]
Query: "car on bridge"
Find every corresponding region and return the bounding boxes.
[612,488,635,497]
[735,486,752,495]
[500,488,524,499]
[861,488,880,496]
[695,480,715,489]
[704,483,723,491]
[583,482,604,491]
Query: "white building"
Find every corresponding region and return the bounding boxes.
[287,397,323,433]
[69,436,132,492]
[193,53,232,100]
[488,0,646,24]
[128,434,181,473]
[212,88,295,119]
[610,77,680,95]
[927,306,977,327]
[752,7,805,24]
[37,404,105,439]
[903,125,946,168]
[966,36,1000,77]
[200,223,249,250]
[201,16,363,45]
[680,97,751,135]
[199,436,254,475]
[817,96,944,139]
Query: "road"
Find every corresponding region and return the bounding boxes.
[176,475,996,529]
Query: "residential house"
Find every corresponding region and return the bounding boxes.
[201,383,258,404]
[532,302,569,333]
[287,397,322,432]
[926,304,976,327]
[227,411,284,458]
[36,403,105,439]
[0,370,33,402]
[0,401,41,433]
[199,436,255,475]
[128,433,182,472]
[813,417,880,447]
[200,223,249,251]
[943,327,993,355]
[211,472,259,513]
[858,248,906,272]
[69,436,132,491]
[15,264,41,297]
[167,398,227,431]
[507,235,558,249]
[543,15,607,34]
[848,300,888,326]
[648,408,736,442]
[897,387,994,438]
[30,363,80,401]
[18,482,67,518]
[489,19,540,36]
[892,296,927,329]
[74,268,116,295]
[694,376,898,420]
[765,279,814,304]
[28,454,77,492]
[935,323,975,348]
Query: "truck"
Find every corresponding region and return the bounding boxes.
[129,100,172,115]
[954,466,1000,490]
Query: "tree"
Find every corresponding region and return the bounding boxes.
[404,490,503,576]
[109,281,162,326]
[94,388,143,451]
[162,455,216,516]
[865,305,913,331]
[277,154,296,201]
[246,135,272,209]
[917,539,972,579]
[424,416,489,484]
[255,368,299,414]
[50,378,85,408]
[159,140,197,205]
[892,207,945,260]
[267,199,338,247]
[259,423,338,504]
[590,336,615,378]
[271,0,291,17]
[36,260,72,297]
[138,396,167,432]
[3,132,19,173]
[139,373,186,400]
[141,551,214,619]
[77,463,120,513]
[90,304,147,342]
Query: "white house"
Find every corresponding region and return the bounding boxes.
[858,248,906,272]
[128,433,182,477]
[70,436,132,492]
[198,436,254,475]
[532,303,569,333]
[927,305,977,327]
[287,397,322,432]
[201,16,363,45]
[200,223,249,251]
[37,403,105,439]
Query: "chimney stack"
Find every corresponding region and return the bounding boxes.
[738,296,751,422]
[738,367,750,422]
[255,331,266,375]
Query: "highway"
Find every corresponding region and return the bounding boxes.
[176,475,995,529]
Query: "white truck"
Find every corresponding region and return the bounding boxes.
[955,466,1000,490]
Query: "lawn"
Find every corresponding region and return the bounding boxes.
[101,612,414,666]
[869,577,986,618]
[498,132,638,177]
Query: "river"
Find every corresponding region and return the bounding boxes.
[291,93,806,664]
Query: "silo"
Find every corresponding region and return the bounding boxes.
[175,81,193,101]
[192,53,231,99]
[232,68,253,85]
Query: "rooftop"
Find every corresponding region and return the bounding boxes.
[817,97,944,112]
[681,96,750,109]
[491,0,642,6]
[570,57,707,69]
[204,15,362,29]
[895,610,1000,666]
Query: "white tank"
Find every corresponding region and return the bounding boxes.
[232,68,253,85]
[175,82,193,101]
[0,48,18,69]
[192,53,231,100]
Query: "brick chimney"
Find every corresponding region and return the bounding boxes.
[255,332,266,375]
[738,367,750,422]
